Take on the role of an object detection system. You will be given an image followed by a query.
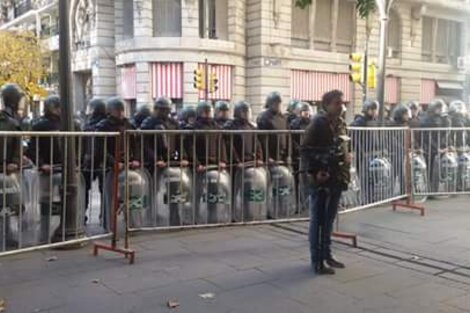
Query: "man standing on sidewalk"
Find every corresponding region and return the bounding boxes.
[301,90,351,275]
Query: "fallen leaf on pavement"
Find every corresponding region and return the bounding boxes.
[167,300,180,309]
[92,279,100,284]
[199,293,215,299]
[45,256,58,262]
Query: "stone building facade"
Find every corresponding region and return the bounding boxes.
[1,0,469,115]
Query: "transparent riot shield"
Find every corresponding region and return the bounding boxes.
[0,173,22,250]
[457,151,470,192]
[340,165,361,210]
[233,164,268,222]
[268,165,296,219]
[411,152,428,202]
[154,166,192,226]
[196,167,231,225]
[106,169,152,231]
[38,170,86,244]
[368,156,393,203]
[431,152,458,194]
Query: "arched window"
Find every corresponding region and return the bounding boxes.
[153,0,182,37]
[387,10,401,58]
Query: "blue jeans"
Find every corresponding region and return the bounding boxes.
[309,186,342,267]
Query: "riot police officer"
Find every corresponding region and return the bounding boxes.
[223,101,262,165]
[419,99,450,187]
[285,99,299,125]
[94,97,140,169]
[184,102,226,171]
[407,101,421,127]
[82,98,107,217]
[351,99,379,127]
[130,105,151,129]
[301,89,351,275]
[290,102,312,130]
[257,92,289,163]
[214,101,231,127]
[0,84,23,173]
[178,106,197,129]
[448,100,468,148]
[27,95,63,171]
[141,97,187,170]
[390,104,412,194]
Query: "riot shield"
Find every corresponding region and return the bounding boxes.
[411,152,428,202]
[105,169,152,231]
[367,157,393,203]
[154,166,192,226]
[340,165,361,210]
[431,152,458,194]
[38,170,86,244]
[195,167,231,224]
[233,165,268,222]
[268,165,296,219]
[457,151,470,192]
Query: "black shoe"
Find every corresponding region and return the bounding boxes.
[326,257,345,269]
[315,261,335,275]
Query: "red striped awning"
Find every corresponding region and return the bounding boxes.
[198,64,232,101]
[151,63,183,99]
[291,70,352,102]
[120,65,136,100]
[420,79,436,104]
[385,76,399,104]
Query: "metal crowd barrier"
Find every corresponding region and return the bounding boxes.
[345,126,409,213]
[410,127,470,197]
[123,128,411,233]
[0,131,120,256]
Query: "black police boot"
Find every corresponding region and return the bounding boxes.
[315,261,335,275]
[326,256,345,269]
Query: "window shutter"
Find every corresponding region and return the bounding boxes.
[153,0,182,37]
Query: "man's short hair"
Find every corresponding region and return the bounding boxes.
[322,90,344,108]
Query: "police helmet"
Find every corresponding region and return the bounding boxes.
[180,106,196,122]
[362,99,379,113]
[87,98,106,116]
[214,101,230,113]
[154,97,172,110]
[234,100,251,120]
[428,99,447,116]
[44,95,61,114]
[265,91,282,109]
[392,103,411,123]
[106,97,125,112]
[296,102,311,114]
[407,101,420,111]
[1,83,24,110]
[196,101,213,118]
[287,100,300,113]
[448,100,467,116]
[136,105,151,116]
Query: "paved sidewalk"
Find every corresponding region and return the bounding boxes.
[2,199,470,313]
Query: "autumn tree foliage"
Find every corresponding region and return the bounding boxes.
[0,31,47,100]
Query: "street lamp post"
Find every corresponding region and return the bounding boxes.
[54,0,83,242]
[375,0,395,125]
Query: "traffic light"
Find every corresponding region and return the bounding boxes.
[367,61,377,89]
[209,72,218,93]
[349,53,364,85]
[193,69,205,90]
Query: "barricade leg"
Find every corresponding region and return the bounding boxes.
[93,132,135,264]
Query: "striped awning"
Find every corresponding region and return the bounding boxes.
[198,64,233,101]
[151,63,184,99]
[120,65,136,100]
[291,70,352,102]
[420,79,436,104]
[385,76,399,104]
